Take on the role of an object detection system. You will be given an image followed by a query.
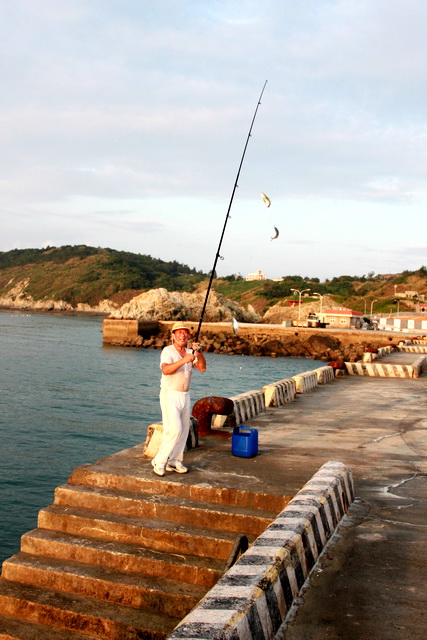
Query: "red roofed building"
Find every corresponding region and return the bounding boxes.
[319,308,363,329]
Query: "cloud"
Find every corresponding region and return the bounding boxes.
[0,0,427,279]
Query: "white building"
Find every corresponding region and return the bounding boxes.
[246,270,266,282]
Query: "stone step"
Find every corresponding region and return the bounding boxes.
[54,483,275,536]
[38,504,245,559]
[0,612,95,640]
[2,553,205,620]
[0,579,176,639]
[21,529,224,587]
[69,464,289,511]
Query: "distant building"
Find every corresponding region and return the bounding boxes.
[396,291,425,301]
[378,313,427,331]
[318,308,363,329]
[246,270,266,282]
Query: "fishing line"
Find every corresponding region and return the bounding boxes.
[194,80,268,342]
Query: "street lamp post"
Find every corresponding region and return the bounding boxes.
[370,299,377,318]
[291,288,310,326]
[362,298,367,315]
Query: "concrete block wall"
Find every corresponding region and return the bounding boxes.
[362,352,375,363]
[399,344,427,353]
[313,365,335,384]
[262,379,297,408]
[363,346,393,363]
[345,361,422,378]
[412,355,427,377]
[213,391,266,428]
[102,319,159,344]
[377,346,393,357]
[168,460,354,640]
[143,417,198,457]
[292,371,318,393]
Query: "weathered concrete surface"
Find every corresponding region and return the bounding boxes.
[1,351,425,639]
[178,362,426,640]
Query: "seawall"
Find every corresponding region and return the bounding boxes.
[102,318,416,361]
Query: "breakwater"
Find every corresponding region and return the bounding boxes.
[102,318,411,362]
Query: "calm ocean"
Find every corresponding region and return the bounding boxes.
[0,312,323,564]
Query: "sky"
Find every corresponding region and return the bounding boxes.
[1,0,427,281]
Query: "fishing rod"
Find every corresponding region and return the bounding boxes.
[194,80,268,343]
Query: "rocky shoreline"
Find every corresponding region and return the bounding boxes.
[106,324,397,363]
[1,282,402,362]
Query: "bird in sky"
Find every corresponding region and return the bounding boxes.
[270,226,279,241]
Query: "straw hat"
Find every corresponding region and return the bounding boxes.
[171,322,190,333]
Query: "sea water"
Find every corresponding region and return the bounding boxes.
[0,312,323,564]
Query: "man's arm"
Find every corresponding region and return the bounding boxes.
[161,352,195,376]
[193,349,206,372]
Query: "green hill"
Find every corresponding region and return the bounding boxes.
[1,245,426,315]
[214,269,427,316]
[0,245,207,307]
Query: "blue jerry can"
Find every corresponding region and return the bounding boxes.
[232,425,258,458]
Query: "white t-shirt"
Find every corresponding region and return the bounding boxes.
[160,345,194,392]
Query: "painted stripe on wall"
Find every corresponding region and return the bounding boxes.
[263,379,297,408]
[292,371,318,393]
[168,461,354,640]
[345,362,415,378]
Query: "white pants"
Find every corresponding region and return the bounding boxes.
[153,389,190,468]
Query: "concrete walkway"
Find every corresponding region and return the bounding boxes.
[182,364,426,639]
[1,352,424,639]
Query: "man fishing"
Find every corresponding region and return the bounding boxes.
[151,322,206,476]
[151,82,266,478]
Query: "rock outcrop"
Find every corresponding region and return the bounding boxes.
[0,280,260,323]
[0,279,118,315]
[109,288,261,323]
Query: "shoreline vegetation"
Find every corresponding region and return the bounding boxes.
[1,244,427,328]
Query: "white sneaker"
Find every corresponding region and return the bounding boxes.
[166,462,188,474]
[151,460,165,477]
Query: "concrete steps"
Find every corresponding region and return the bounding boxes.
[37,504,244,559]
[67,464,287,511]
[2,553,206,619]
[20,529,223,587]
[53,483,274,535]
[0,461,284,639]
[0,611,96,640]
[0,580,176,639]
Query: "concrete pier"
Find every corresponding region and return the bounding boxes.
[0,351,425,639]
